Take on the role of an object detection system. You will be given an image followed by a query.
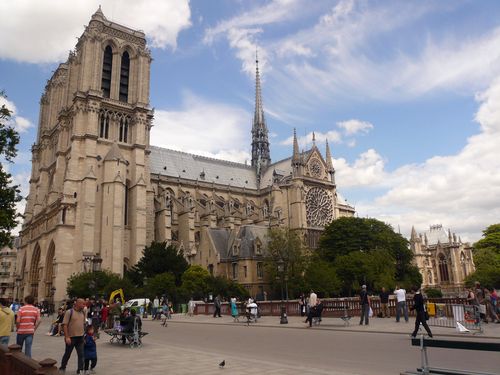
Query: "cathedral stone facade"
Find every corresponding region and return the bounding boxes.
[410,224,475,294]
[16,9,354,303]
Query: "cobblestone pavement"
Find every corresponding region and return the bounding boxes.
[6,314,499,374]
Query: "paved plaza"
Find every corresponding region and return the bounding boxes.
[6,314,500,374]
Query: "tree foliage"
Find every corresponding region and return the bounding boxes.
[127,241,188,286]
[67,270,137,300]
[265,228,308,299]
[318,217,421,294]
[144,272,177,301]
[207,276,250,300]
[465,224,500,288]
[303,256,340,297]
[180,265,210,300]
[0,91,21,248]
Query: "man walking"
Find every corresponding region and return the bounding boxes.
[213,295,222,318]
[394,285,408,323]
[16,295,41,357]
[153,296,160,320]
[379,287,390,318]
[359,285,370,325]
[59,298,86,374]
[0,298,15,345]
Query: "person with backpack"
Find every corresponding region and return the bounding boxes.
[59,298,86,374]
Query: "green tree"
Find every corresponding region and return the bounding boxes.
[127,241,188,286]
[303,257,340,297]
[265,228,308,299]
[319,217,421,294]
[207,275,250,300]
[67,270,136,300]
[180,265,210,300]
[465,224,500,288]
[144,272,177,301]
[0,91,21,248]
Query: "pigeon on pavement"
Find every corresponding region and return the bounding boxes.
[219,360,225,368]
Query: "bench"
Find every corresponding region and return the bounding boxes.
[103,329,148,348]
[402,336,500,375]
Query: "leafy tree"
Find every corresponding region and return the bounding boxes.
[127,241,188,286]
[264,228,308,299]
[144,272,177,301]
[67,270,136,300]
[465,224,500,288]
[319,217,421,295]
[180,265,210,300]
[424,288,443,298]
[303,256,340,297]
[207,275,250,300]
[0,91,21,248]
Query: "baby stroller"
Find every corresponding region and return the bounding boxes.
[311,302,324,326]
[246,302,258,325]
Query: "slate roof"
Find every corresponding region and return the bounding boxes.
[150,146,258,189]
[207,225,269,261]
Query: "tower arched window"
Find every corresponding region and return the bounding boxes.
[101,46,113,98]
[119,117,129,143]
[119,51,130,102]
[99,112,109,139]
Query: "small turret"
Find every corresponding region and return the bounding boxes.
[325,139,335,183]
[411,226,418,241]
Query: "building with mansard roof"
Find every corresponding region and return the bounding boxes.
[16,8,354,304]
[410,224,475,294]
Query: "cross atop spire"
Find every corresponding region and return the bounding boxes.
[251,50,270,177]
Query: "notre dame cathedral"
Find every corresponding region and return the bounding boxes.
[16,8,354,303]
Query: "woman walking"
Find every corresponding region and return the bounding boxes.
[410,286,433,338]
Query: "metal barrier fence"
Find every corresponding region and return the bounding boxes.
[426,303,482,333]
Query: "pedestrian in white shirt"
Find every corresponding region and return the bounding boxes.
[394,286,408,322]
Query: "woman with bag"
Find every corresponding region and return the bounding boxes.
[410,286,433,338]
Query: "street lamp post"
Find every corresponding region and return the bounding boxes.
[50,286,56,315]
[277,259,288,324]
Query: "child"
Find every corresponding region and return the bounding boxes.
[83,325,97,374]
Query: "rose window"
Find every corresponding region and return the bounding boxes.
[306,187,334,227]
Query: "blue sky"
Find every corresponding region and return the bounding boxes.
[2,0,500,241]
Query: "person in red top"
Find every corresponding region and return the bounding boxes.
[100,303,109,329]
[16,295,41,358]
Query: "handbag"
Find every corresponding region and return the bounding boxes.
[368,307,373,317]
[424,311,429,321]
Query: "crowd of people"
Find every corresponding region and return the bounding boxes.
[467,282,500,324]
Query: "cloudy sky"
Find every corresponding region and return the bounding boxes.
[1,0,500,242]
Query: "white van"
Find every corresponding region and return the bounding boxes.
[124,298,150,309]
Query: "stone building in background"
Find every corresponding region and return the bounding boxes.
[16,8,354,304]
[410,224,475,294]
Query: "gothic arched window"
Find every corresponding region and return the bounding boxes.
[438,253,450,282]
[119,117,129,143]
[99,111,110,139]
[119,51,130,102]
[101,46,113,98]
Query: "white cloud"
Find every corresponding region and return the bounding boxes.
[337,119,373,135]
[0,0,191,63]
[334,149,386,188]
[151,91,251,163]
[336,77,500,241]
[0,96,34,133]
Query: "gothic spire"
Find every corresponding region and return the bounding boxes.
[325,139,333,171]
[251,51,271,176]
[411,226,418,241]
[292,128,300,164]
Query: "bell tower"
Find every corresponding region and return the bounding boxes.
[19,7,154,304]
